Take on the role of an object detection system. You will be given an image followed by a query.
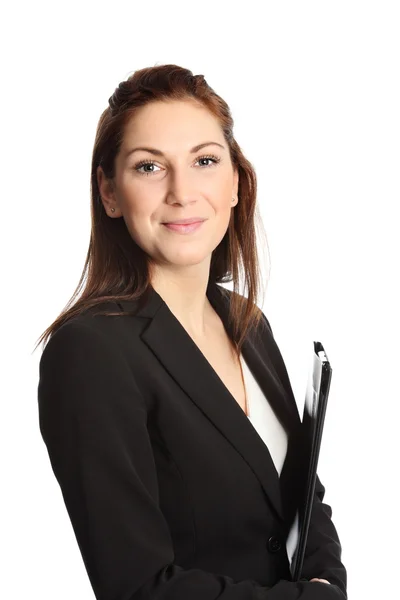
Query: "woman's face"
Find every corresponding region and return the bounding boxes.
[97,99,239,273]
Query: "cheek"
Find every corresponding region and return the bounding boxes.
[215,197,234,220]
[122,205,163,254]
[215,181,235,209]
[121,188,159,224]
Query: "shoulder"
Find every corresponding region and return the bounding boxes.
[43,300,127,352]
[40,302,128,373]
[37,311,143,415]
[39,318,108,375]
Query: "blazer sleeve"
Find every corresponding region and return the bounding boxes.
[38,320,347,600]
[260,314,347,598]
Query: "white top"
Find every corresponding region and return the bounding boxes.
[240,355,299,565]
[240,354,288,476]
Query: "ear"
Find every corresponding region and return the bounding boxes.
[97,166,120,217]
[232,167,239,199]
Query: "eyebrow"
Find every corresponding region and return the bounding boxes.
[124,141,225,160]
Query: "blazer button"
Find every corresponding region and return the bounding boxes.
[267,536,282,553]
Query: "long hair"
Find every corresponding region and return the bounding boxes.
[34,64,270,359]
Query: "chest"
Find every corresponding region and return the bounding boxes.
[194,331,248,416]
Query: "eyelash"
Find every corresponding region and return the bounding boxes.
[133,154,221,176]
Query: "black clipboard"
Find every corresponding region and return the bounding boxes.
[287,341,333,581]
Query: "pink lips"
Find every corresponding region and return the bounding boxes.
[164,218,205,224]
[162,220,205,234]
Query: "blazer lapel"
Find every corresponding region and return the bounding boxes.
[118,280,302,526]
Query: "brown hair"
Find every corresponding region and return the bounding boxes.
[33,64,270,359]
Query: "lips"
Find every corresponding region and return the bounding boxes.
[163,218,206,225]
[162,220,205,234]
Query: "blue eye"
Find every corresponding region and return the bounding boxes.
[133,154,221,176]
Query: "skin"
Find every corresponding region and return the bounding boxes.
[97,99,239,340]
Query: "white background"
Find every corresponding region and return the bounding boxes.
[2,1,399,599]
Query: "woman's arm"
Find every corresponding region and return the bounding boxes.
[300,474,347,595]
[260,314,347,597]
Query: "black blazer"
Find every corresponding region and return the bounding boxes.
[38,280,347,600]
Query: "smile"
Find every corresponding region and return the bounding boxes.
[162,221,205,234]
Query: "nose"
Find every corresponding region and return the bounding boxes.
[165,168,197,206]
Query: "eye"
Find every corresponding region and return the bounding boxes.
[133,154,221,176]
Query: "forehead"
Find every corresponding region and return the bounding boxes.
[122,100,223,148]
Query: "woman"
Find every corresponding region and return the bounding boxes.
[36,64,347,599]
